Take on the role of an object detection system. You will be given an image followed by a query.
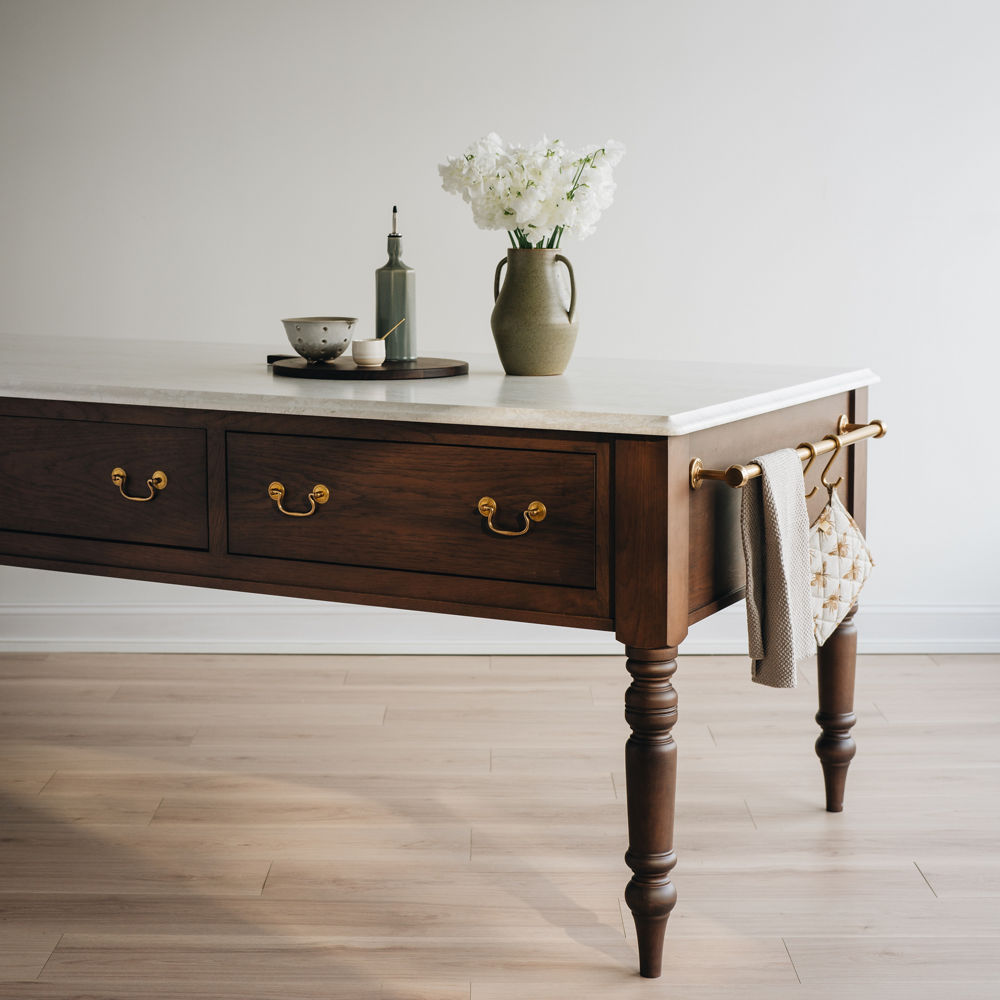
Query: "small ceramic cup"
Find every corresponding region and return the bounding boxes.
[352,338,386,367]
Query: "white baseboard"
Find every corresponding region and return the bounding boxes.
[0,600,997,654]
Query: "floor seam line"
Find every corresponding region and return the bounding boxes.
[781,936,802,984]
[34,931,65,981]
[914,861,939,897]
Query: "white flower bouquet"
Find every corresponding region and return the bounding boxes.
[438,133,625,249]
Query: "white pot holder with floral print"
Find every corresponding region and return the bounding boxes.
[809,487,874,646]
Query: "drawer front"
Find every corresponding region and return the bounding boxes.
[0,416,208,549]
[227,432,598,588]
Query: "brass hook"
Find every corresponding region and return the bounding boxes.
[797,443,819,499]
[820,434,843,489]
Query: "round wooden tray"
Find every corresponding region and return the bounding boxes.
[268,355,469,380]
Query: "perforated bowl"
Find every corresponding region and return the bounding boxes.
[281,317,357,363]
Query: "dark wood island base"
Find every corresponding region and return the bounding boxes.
[0,338,880,979]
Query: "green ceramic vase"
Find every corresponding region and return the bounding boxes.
[490,249,578,376]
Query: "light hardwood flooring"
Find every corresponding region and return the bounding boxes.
[0,649,998,999]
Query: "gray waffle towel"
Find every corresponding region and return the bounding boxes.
[741,448,817,688]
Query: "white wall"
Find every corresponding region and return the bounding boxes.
[1,0,997,653]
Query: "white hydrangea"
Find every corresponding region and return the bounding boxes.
[438,134,625,248]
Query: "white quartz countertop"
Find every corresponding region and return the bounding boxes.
[0,337,878,437]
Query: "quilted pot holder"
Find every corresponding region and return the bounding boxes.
[809,487,874,646]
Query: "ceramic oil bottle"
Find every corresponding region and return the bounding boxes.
[375,206,416,361]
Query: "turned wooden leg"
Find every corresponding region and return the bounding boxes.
[815,605,859,812]
[623,645,678,979]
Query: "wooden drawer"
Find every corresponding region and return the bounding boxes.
[0,415,208,549]
[227,431,599,588]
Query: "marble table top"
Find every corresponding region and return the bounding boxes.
[0,337,877,437]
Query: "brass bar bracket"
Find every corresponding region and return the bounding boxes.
[689,415,886,490]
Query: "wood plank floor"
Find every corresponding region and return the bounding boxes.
[0,650,998,999]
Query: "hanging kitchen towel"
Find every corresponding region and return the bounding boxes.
[741,449,817,688]
[809,487,874,645]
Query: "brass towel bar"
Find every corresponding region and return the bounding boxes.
[689,415,886,490]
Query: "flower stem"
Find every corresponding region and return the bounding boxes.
[512,227,532,249]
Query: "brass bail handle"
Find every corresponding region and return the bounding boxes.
[478,496,547,537]
[111,466,168,502]
[268,481,330,517]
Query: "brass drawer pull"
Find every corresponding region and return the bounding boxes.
[478,496,547,537]
[268,481,330,517]
[111,466,168,502]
